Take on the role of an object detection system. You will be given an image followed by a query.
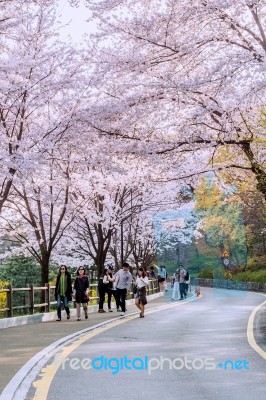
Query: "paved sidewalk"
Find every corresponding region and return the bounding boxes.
[0,295,168,393]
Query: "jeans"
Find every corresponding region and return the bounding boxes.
[116,288,127,312]
[56,294,70,318]
[98,286,106,310]
[98,286,116,309]
[107,289,116,309]
[179,283,187,299]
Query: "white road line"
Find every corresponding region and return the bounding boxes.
[247,293,266,360]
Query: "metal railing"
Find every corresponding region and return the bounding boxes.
[191,278,266,293]
[0,279,159,318]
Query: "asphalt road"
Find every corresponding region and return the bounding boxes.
[23,287,266,400]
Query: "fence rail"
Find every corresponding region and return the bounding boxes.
[191,278,266,293]
[0,279,159,318]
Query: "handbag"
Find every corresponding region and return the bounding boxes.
[84,292,89,302]
[133,285,137,294]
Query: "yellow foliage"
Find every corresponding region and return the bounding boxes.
[202,216,237,241]
[0,280,9,318]
[211,145,238,165]
[195,177,223,210]
[224,271,233,279]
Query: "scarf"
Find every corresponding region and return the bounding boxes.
[59,274,67,296]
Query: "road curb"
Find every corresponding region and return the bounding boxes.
[0,293,194,400]
[0,292,164,330]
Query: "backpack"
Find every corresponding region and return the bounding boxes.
[185,270,189,281]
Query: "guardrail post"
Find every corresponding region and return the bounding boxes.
[29,284,34,314]
[7,284,13,318]
[149,279,153,293]
[45,283,50,312]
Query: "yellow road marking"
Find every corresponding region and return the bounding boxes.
[32,316,137,399]
[247,294,266,360]
[32,299,195,399]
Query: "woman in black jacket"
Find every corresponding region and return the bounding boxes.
[73,266,89,321]
[98,266,115,313]
[55,265,72,321]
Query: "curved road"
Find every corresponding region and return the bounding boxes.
[3,287,266,400]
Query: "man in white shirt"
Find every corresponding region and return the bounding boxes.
[114,262,133,316]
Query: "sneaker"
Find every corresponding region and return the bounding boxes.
[120,312,125,316]
[98,309,106,313]
[56,318,61,321]
[67,315,70,320]
[77,317,81,321]
[85,315,88,319]
[117,308,122,312]
[179,298,184,300]
[108,309,113,312]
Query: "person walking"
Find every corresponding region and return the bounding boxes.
[73,266,89,321]
[98,266,115,313]
[149,266,156,279]
[98,268,108,313]
[55,265,72,321]
[135,267,149,318]
[106,264,116,311]
[184,268,190,296]
[163,267,168,291]
[157,265,166,291]
[171,268,180,301]
[179,265,187,300]
[114,262,133,316]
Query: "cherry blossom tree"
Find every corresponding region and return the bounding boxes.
[80,0,266,197]
[0,1,94,283]
[0,0,88,213]
[62,174,150,276]
[0,153,81,285]
[1,0,265,286]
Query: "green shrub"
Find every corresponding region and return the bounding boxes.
[198,269,213,279]
[233,270,266,283]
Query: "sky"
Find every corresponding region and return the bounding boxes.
[58,0,96,43]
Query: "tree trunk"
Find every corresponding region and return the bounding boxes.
[240,141,266,200]
[40,257,50,310]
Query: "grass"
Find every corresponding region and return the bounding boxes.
[197,267,266,284]
[233,269,266,284]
